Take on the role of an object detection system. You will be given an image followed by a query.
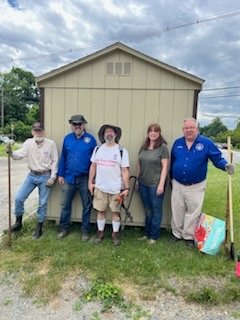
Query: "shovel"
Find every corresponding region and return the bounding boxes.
[224,136,235,260]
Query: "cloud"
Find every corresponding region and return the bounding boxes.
[1,0,240,128]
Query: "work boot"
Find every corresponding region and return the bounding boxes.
[94,230,104,244]
[57,229,69,240]
[112,231,121,246]
[32,222,43,240]
[81,233,90,242]
[11,215,23,232]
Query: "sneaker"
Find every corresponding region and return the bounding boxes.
[81,233,90,242]
[57,230,69,240]
[148,239,157,245]
[137,235,148,241]
[185,239,195,247]
[94,230,104,244]
[112,232,121,246]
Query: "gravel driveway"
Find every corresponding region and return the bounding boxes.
[0,157,240,319]
[0,157,37,234]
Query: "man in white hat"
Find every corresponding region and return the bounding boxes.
[88,124,130,246]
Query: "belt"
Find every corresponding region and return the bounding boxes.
[182,181,203,186]
[30,170,51,176]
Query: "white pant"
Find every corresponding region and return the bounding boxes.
[171,179,206,240]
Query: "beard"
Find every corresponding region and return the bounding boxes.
[35,137,44,143]
[104,134,115,143]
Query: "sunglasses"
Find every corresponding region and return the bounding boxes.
[72,122,83,126]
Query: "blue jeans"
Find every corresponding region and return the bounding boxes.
[15,172,51,223]
[139,182,164,240]
[59,175,92,233]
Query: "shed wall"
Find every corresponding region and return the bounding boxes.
[39,51,201,227]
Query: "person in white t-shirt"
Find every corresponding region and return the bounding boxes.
[88,124,130,245]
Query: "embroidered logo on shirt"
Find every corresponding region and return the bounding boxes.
[195,143,204,151]
[84,137,91,144]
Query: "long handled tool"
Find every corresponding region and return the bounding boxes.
[226,136,235,260]
[7,144,12,248]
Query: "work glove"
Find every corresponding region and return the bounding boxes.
[5,143,13,155]
[225,163,235,175]
[46,177,56,187]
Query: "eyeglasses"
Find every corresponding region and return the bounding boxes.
[72,122,83,126]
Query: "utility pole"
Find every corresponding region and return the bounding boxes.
[0,73,4,128]
[1,86,3,128]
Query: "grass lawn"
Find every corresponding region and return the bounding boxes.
[0,163,240,308]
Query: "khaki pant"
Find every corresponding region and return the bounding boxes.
[171,179,206,240]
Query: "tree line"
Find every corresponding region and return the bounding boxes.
[0,67,240,146]
[200,117,240,148]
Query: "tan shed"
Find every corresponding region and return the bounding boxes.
[36,42,204,228]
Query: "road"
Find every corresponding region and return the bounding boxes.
[221,149,240,163]
[0,157,37,234]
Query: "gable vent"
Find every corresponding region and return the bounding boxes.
[106,62,132,75]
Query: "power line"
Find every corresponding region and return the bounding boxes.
[202,86,240,91]
[1,9,240,64]
[199,94,240,99]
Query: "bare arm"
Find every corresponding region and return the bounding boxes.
[88,162,96,195]
[156,158,169,195]
[120,167,130,197]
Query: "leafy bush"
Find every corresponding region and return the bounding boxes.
[3,121,32,141]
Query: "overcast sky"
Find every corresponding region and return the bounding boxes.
[1,0,240,129]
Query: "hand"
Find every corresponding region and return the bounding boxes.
[225,163,235,175]
[156,185,164,196]
[58,176,65,185]
[46,177,56,187]
[88,182,95,195]
[5,143,13,155]
[120,189,129,197]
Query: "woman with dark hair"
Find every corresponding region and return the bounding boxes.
[137,123,169,244]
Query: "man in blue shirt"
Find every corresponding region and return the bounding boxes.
[170,118,234,247]
[57,114,97,240]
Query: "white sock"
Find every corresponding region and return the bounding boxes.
[112,220,120,233]
[97,219,106,231]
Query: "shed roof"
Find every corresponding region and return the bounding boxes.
[36,42,204,86]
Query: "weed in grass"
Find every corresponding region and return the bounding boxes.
[90,312,101,320]
[232,311,240,319]
[223,284,240,302]
[84,280,126,312]
[124,302,151,320]
[3,298,12,306]
[186,287,220,304]
[72,299,83,311]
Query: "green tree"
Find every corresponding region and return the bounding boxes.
[2,67,40,125]
[200,117,228,139]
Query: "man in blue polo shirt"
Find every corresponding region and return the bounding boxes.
[57,114,97,240]
[170,118,234,247]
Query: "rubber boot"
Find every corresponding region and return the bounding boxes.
[32,222,43,240]
[11,215,23,232]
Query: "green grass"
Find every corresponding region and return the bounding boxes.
[0,163,240,309]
